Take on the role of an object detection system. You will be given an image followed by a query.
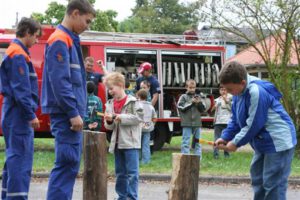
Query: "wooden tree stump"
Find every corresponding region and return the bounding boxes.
[83,130,107,200]
[168,153,200,200]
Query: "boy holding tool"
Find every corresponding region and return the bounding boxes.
[215,61,297,200]
[104,72,143,200]
[177,79,206,157]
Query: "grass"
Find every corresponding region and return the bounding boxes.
[0,133,300,177]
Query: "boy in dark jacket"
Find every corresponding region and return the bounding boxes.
[177,79,206,156]
[216,61,297,200]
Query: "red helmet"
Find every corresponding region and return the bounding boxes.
[138,62,152,74]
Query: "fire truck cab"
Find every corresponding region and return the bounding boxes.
[0,27,225,150]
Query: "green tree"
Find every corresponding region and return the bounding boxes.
[31,0,118,31]
[202,0,300,151]
[119,0,206,34]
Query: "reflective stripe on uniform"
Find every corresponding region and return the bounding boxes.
[70,64,80,69]
[7,192,28,197]
[2,188,7,192]
[29,73,37,77]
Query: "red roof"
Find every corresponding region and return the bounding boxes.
[226,34,299,66]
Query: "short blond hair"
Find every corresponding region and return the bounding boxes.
[104,72,125,87]
[84,56,94,64]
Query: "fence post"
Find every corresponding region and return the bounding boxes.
[83,130,107,200]
[168,153,200,200]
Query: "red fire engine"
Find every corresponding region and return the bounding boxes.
[0,26,225,150]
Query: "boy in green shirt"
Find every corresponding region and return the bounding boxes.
[85,81,103,130]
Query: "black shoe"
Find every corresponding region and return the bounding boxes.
[213,154,219,159]
[224,152,230,158]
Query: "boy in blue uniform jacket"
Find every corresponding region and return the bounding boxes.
[216,61,297,200]
[41,1,95,199]
[0,17,41,200]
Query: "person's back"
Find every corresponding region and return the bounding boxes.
[216,61,297,200]
[85,81,103,130]
[137,89,157,164]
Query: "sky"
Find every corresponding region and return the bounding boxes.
[0,0,196,28]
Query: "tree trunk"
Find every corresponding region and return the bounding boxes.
[168,153,200,200]
[83,130,107,200]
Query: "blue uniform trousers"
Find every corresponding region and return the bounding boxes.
[46,114,82,200]
[1,100,34,200]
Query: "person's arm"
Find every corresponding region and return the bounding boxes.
[177,95,193,112]
[151,93,158,106]
[97,60,108,76]
[46,41,79,119]
[194,97,206,112]
[94,97,103,129]
[150,78,161,106]
[9,55,36,121]
[220,98,240,141]
[9,55,39,128]
[230,84,270,147]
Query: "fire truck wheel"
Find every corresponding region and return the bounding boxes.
[153,123,168,151]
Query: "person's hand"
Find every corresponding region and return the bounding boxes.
[114,114,121,123]
[70,115,83,132]
[192,96,201,104]
[29,117,40,129]
[215,138,227,147]
[97,60,104,69]
[216,140,237,152]
[88,122,98,129]
[104,113,113,122]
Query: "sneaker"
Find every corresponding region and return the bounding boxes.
[213,154,219,159]
[224,152,230,158]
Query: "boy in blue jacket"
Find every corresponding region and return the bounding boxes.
[0,17,41,200]
[216,61,297,200]
[41,1,96,199]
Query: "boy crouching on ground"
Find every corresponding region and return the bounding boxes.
[104,72,143,200]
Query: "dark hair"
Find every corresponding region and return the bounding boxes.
[87,81,95,94]
[185,79,196,87]
[66,0,96,17]
[219,61,247,84]
[125,78,130,89]
[137,89,148,100]
[16,17,41,38]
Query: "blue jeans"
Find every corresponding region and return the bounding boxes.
[114,148,139,200]
[181,127,201,157]
[141,132,151,164]
[250,148,295,200]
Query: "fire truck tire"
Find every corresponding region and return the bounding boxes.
[153,123,169,151]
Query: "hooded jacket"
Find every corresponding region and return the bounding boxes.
[104,95,143,153]
[222,75,297,153]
